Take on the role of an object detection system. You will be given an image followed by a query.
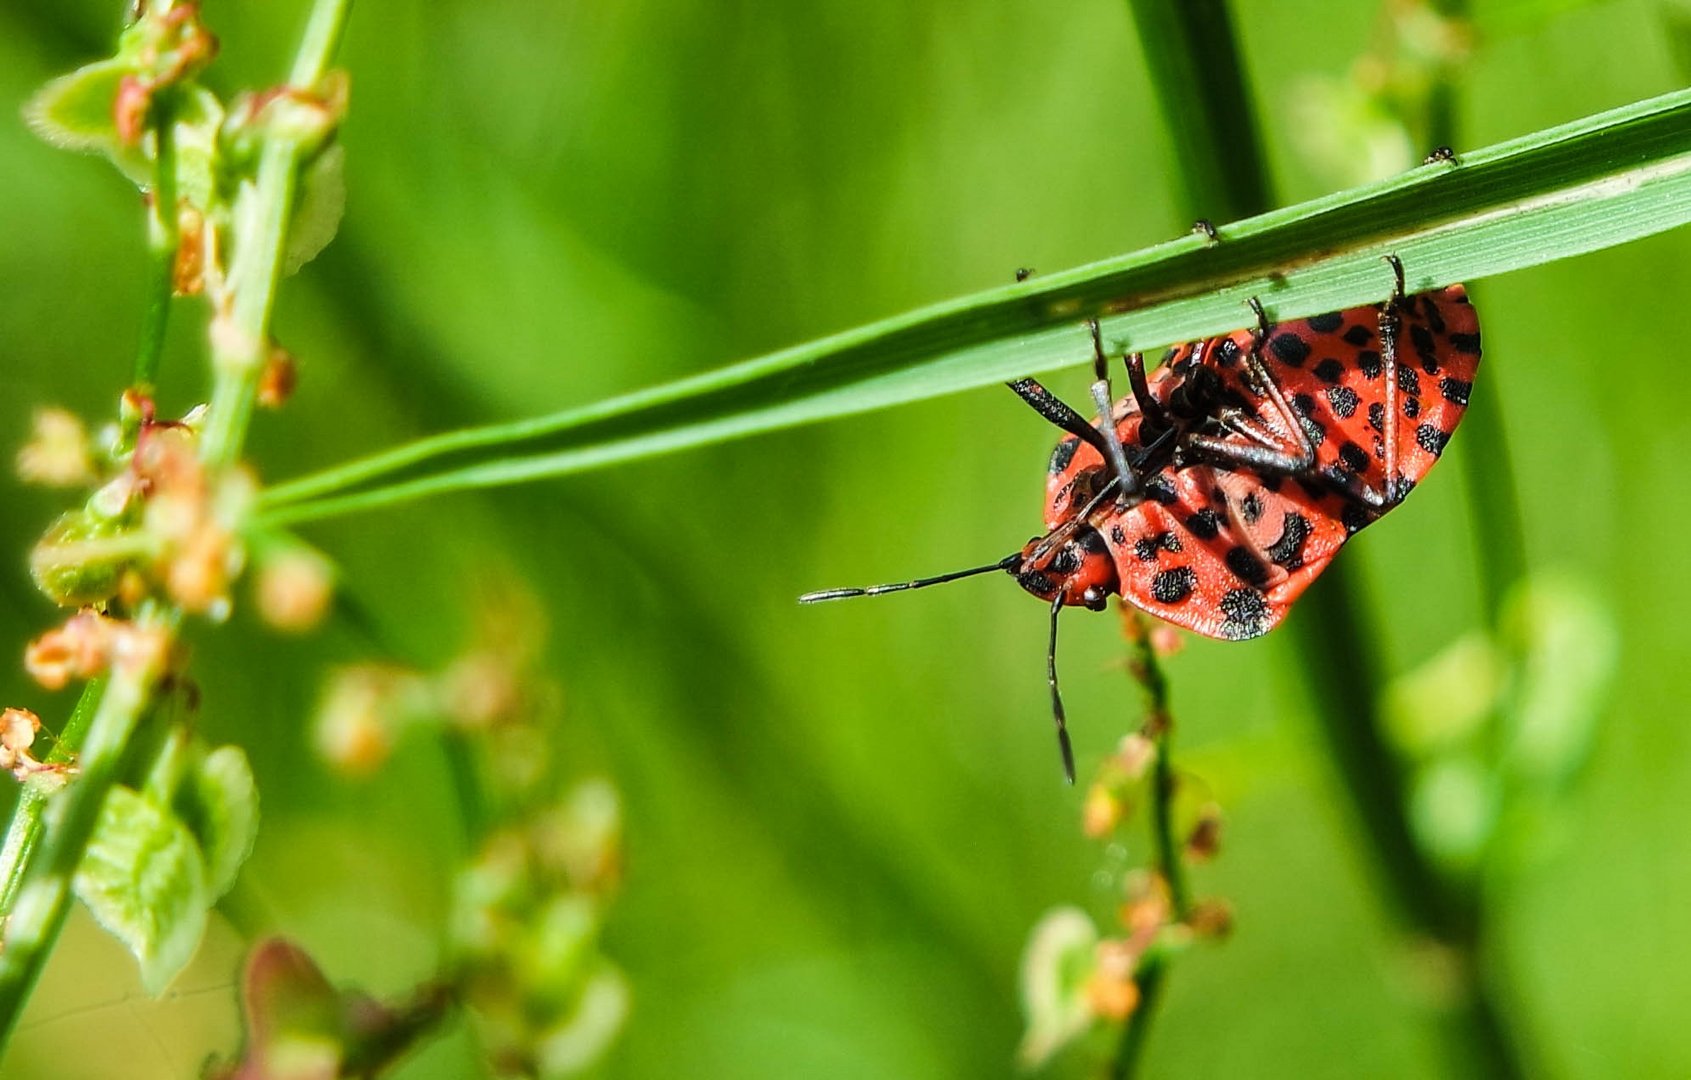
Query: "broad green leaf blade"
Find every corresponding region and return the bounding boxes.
[174,745,260,900]
[74,785,209,995]
[260,87,1691,525]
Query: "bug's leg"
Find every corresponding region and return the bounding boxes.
[1378,254,1407,509]
[1210,297,1320,474]
[1189,270,1413,512]
[1005,377,1126,471]
[1086,320,1141,503]
[1124,350,1167,431]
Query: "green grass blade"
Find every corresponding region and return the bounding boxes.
[260,87,1691,525]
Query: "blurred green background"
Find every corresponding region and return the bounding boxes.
[1,0,1688,1076]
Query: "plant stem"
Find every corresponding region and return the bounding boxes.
[0,0,355,1055]
[133,96,179,389]
[1111,952,1168,1080]
[1113,612,1187,1078]
[199,0,355,468]
[0,681,106,916]
[1109,4,1264,1071]
[0,616,172,1047]
[1122,2,1527,1075]
[1424,0,1528,622]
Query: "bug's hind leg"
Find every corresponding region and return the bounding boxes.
[1085,320,1142,503]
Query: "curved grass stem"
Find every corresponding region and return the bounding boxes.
[255,86,1691,526]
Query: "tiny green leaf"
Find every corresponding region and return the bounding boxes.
[1407,756,1499,872]
[1502,575,1619,788]
[1382,631,1506,757]
[174,745,260,900]
[74,785,209,995]
[23,60,129,153]
[1018,906,1100,1069]
[284,142,347,275]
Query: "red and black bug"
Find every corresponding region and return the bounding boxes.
[802,257,1481,781]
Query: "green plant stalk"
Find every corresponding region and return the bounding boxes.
[1122,2,1524,1075]
[0,0,354,1054]
[1126,614,1188,919]
[0,617,172,1048]
[198,142,303,469]
[0,680,106,916]
[1114,612,1188,1077]
[133,96,179,389]
[1110,5,1260,1072]
[256,86,1691,525]
[1429,0,1528,623]
[198,0,354,469]
[1111,952,1168,1080]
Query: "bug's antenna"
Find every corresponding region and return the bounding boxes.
[1047,594,1076,784]
[799,554,1021,603]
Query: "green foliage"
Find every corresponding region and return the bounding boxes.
[4,2,1690,1079]
[72,740,257,995]
[74,784,208,995]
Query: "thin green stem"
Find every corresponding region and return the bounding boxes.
[1113,612,1188,1079]
[133,96,180,389]
[0,681,106,916]
[289,0,355,87]
[1111,952,1168,1080]
[1109,5,1264,1072]
[0,0,355,1056]
[198,140,301,468]
[1122,3,1525,1076]
[199,0,354,469]
[1424,0,1527,623]
[1124,613,1188,919]
[0,616,172,1047]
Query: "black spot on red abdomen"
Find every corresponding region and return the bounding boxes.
[1269,333,1312,367]
[1149,566,1197,604]
[1224,546,1270,588]
[1218,588,1270,639]
[1265,512,1312,570]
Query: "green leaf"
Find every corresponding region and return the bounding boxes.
[23,60,150,185]
[74,785,209,995]
[1381,631,1506,758]
[23,60,129,153]
[258,87,1691,525]
[174,745,260,900]
[284,142,347,275]
[171,86,226,211]
[1017,906,1099,1069]
[1501,574,1619,789]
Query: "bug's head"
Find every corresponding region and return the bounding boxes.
[1013,525,1117,611]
